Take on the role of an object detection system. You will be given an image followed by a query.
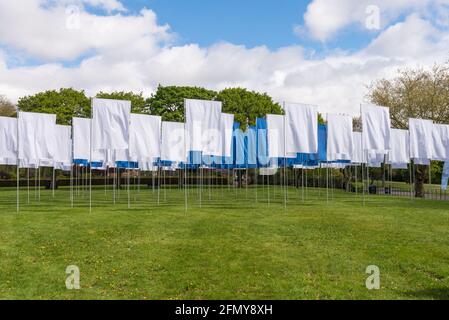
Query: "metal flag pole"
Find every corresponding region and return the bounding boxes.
[89,98,93,213]
[413,162,416,200]
[429,162,432,199]
[52,166,55,198]
[326,164,329,204]
[184,98,188,213]
[283,102,287,211]
[127,162,130,209]
[70,125,74,208]
[366,151,370,204]
[360,104,365,206]
[16,109,20,213]
[35,166,38,200]
[38,161,41,202]
[27,167,30,205]
[104,166,107,198]
[163,167,166,202]
[255,168,258,202]
[305,167,308,201]
[301,168,304,202]
[157,164,161,205]
[70,163,74,208]
[113,161,117,204]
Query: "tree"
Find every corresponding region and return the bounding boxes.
[216,88,283,130]
[367,63,449,197]
[96,91,148,114]
[17,88,90,125]
[0,95,16,117]
[147,85,217,122]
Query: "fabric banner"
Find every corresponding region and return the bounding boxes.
[326,114,353,161]
[284,103,318,154]
[351,132,365,164]
[115,149,130,163]
[392,163,408,169]
[18,159,38,169]
[441,161,449,191]
[220,113,234,158]
[256,118,269,167]
[388,129,410,165]
[409,118,433,161]
[73,117,107,163]
[54,125,72,167]
[266,114,296,159]
[18,112,56,164]
[413,158,431,165]
[161,121,186,162]
[361,104,391,153]
[431,124,449,161]
[185,99,222,155]
[234,125,245,166]
[129,114,161,162]
[73,117,90,161]
[92,98,131,150]
[0,116,17,163]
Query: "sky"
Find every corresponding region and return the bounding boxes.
[0,0,448,115]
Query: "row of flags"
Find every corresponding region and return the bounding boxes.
[0,99,448,171]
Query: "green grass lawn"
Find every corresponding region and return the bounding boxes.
[1,184,449,300]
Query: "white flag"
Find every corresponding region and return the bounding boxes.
[327,114,353,161]
[129,114,161,162]
[18,112,57,164]
[361,104,391,153]
[185,99,222,155]
[284,103,318,154]
[0,116,17,164]
[54,125,72,167]
[409,118,433,161]
[92,98,131,150]
[161,121,186,162]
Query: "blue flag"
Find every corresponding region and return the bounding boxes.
[442,161,449,191]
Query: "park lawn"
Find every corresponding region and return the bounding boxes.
[1,185,449,300]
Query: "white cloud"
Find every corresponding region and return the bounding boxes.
[0,1,171,61]
[302,0,440,42]
[0,0,448,117]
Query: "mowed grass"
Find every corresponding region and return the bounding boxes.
[1,184,449,300]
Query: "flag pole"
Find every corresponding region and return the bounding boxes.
[283,102,287,211]
[89,98,93,213]
[70,125,74,208]
[184,98,188,213]
[16,109,20,213]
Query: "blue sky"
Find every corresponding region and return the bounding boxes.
[95,0,374,53]
[0,0,447,113]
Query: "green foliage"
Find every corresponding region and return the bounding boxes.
[17,88,90,125]
[368,63,449,129]
[147,85,217,122]
[0,95,16,117]
[96,91,148,114]
[317,113,325,125]
[216,88,282,130]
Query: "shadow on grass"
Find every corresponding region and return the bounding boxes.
[403,288,449,300]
